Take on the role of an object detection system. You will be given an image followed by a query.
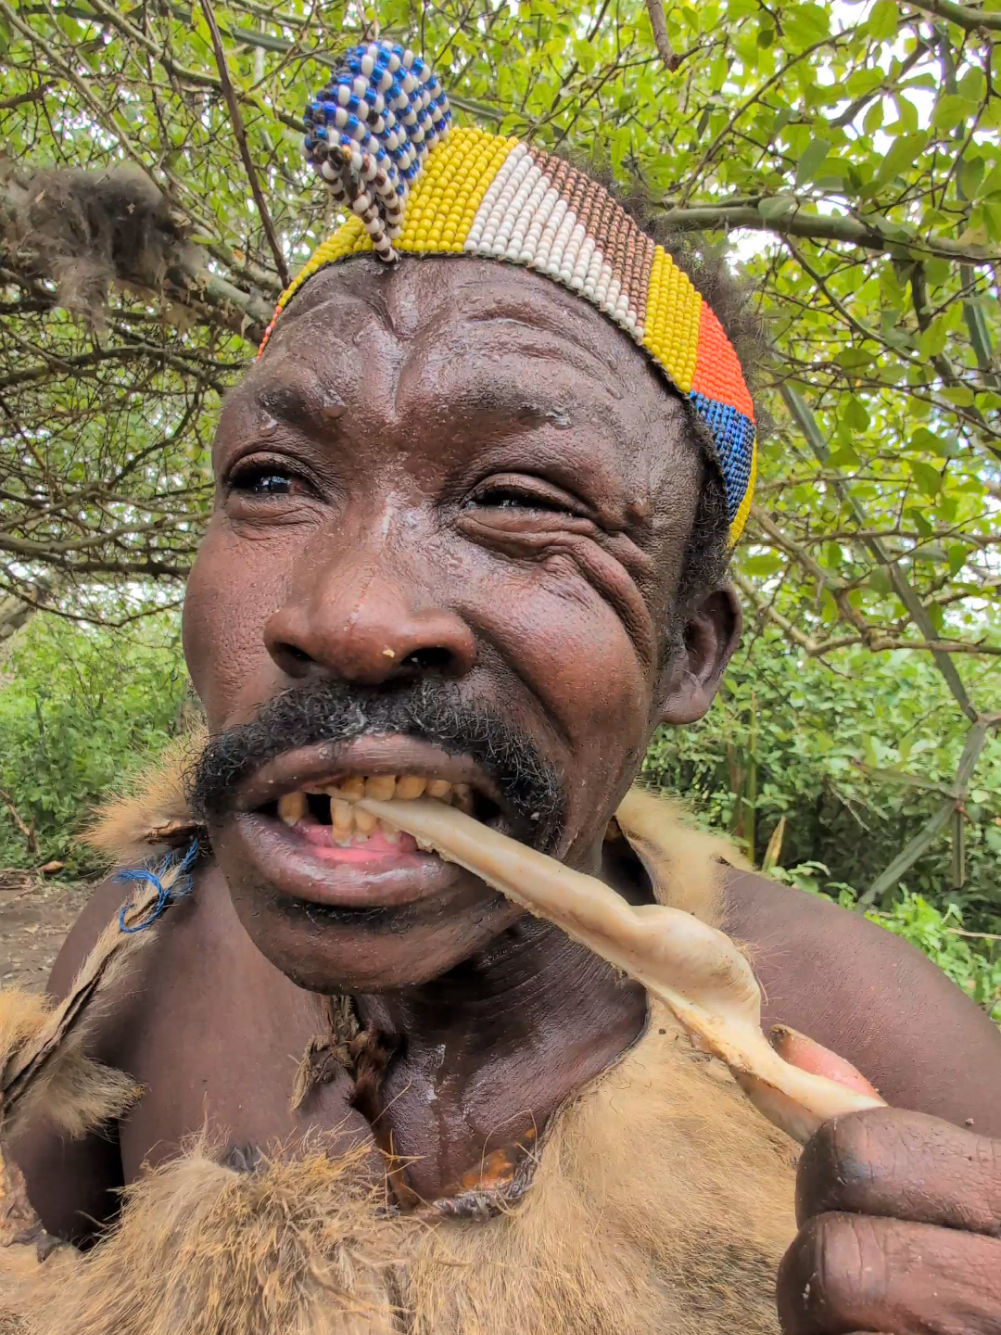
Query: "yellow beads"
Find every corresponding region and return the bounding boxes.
[273,216,373,317]
[642,247,702,395]
[729,437,757,545]
[396,127,517,254]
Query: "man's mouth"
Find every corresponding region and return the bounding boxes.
[223,740,515,911]
[262,774,497,863]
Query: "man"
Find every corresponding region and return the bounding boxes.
[3,38,1001,1335]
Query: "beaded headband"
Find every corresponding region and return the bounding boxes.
[260,41,757,543]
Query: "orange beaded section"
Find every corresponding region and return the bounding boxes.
[692,303,754,419]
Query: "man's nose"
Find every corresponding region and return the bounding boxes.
[263,555,476,687]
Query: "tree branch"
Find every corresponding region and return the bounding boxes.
[653,201,1001,264]
[0,83,51,110]
[861,712,1001,905]
[198,0,290,289]
[644,0,682,70]
[780,383,980,721]
[900,0,1001,34]
[831,42,929,127]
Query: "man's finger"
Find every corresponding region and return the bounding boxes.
[777,1211,1001,1335]
[797,1106,1001,1235]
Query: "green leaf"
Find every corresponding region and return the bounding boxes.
[758,194,797,220]
[796,137,830,185]
[932,95,977,132]
[958,68,985,103]
[873,133,929,188]
[947,543,968,575]
[843,396,870,430]
[939,386,975,407]
[863,100,884,134]
[905,506,934,538]
[867,0,899,39]
[918,318,948,359]
[784,3,830,45]
[908,427,941,453]
[908,460,942,496]
[742,552,784,577]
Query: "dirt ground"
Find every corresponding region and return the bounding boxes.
[0,871,92,994]
[0,873,93,1335]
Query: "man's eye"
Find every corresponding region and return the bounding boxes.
[250,474,291,495]
[472,488,571,514]
[230,466,297,497]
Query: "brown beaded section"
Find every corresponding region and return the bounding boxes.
[537,145,652,322]
[632,229,656,331]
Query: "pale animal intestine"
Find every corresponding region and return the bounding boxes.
[357,795,885,1144]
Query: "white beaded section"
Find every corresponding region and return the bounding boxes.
[464,142,529,250]
[462,145,642,343]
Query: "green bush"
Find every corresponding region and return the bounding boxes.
[0,611,189,875]
[644,628,1001,934]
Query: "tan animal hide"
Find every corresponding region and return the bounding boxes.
[3,1004,796,1335]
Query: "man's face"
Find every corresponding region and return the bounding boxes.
[183,257,737,993]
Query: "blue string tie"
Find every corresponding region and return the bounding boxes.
[116,837,201,934]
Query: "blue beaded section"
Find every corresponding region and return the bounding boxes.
[690,392,755,520]
[303,41,451,209]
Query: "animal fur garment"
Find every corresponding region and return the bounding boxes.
[82,725,207,864]
[0,746,794,1334]
[2,1005,796,1335]
[0,982,138,1146]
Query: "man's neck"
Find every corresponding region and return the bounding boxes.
[353,915,647,1203]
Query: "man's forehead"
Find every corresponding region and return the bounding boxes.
[244,256,672,408]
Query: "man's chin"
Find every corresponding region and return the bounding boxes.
[212,814,522,993]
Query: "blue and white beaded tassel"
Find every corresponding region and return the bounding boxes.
[303,41,452,262]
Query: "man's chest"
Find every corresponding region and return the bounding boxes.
[112,921,375,1178]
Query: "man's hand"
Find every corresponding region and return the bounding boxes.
[777,1101,1001,1334]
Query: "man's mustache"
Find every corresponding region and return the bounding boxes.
[188,677,567,851]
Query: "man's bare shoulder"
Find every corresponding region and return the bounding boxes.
[723,867,1001,1135]
[47,866,217,1023]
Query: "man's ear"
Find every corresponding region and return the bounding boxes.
[655,586,742,726]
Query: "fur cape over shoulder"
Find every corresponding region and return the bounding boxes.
[0,742,798,1335]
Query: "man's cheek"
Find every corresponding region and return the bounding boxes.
[182,528,287,729]
[481,565,650,777]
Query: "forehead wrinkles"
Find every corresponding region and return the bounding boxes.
[260,255,660,388]
[229,259,695,489]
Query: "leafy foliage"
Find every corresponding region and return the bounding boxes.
[644,626,1001,926]
[0,612,189,874]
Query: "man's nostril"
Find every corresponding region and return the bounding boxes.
[401,647,453,672]
[281,643,312,664]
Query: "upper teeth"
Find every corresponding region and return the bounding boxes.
[276,775,474,845]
